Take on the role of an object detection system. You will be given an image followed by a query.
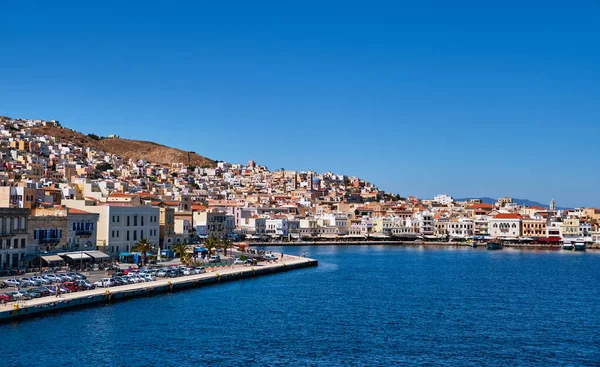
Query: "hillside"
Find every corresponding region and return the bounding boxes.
[31,126,215,167]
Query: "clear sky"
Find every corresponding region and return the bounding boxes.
[1,1,599,207]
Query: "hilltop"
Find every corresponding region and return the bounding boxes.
[31,125,215,167]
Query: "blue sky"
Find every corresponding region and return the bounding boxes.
[1,1,599,207]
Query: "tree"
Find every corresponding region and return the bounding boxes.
[132,238,155,265]
[172,242,188,259]
[220,238,232,256]
[203,235,220,255]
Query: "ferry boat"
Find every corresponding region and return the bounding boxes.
[486,242,503,250]
[562,243,574,251]
[573,242,586,251]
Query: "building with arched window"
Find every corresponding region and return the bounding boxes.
[489,213,522,239]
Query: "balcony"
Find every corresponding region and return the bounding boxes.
[75,230,93,236]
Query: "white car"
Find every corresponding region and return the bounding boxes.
[264,254,278,262]
[141,274,156,281]
[94,278,115,287]
[4,278,24,288]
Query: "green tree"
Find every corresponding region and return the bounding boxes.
[132,238,155,265]
[172,242,188,258]
[203,235,220,255]
[220,238,232,256]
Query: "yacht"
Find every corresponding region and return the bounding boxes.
[573,242,586,251]
[562,243,574,251]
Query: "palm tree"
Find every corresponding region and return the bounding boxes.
[132,238,155,265]
[203,235,220,255]
[172,242,188,259]
[220,238,232,256]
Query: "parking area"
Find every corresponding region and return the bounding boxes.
[0,250,286,304]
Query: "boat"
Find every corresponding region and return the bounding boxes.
[486,242,503,250]
[574,242,586,251]
[562,243,574,251]
[470,242,479,248]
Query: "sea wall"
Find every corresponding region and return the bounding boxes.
[0,257,318,322]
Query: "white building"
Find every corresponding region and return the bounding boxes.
[488,213,521,239]
[433,194,454,205]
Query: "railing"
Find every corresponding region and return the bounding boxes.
[75,230,93,236]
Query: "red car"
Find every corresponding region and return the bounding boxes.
[62,281,81,292]
[0,293,12,303]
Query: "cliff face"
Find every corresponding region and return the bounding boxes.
[31,126,215,167]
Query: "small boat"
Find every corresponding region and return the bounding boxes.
[562,243,574,251]
[574,242,586,251]
[486,242,503,250]
[470,242,479,248]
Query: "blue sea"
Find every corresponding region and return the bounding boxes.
[3,246,600,366]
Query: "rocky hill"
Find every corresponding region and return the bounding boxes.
[31,126,215,167]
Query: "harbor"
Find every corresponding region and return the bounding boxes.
[0,254,317,322]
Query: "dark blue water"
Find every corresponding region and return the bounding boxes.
[3,246,600,366]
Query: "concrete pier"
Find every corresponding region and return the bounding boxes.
[0,255,317,322]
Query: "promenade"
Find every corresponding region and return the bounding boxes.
[0,254,317,322]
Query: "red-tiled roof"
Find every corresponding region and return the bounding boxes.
[467,203,494,210]
[68,208,93,215]
[494,213,522,219]
[109,192,137,197]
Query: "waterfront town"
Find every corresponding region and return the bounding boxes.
[0,115,599,271]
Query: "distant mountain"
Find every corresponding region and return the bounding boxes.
[31,125,215,167]
[456,197,569,210]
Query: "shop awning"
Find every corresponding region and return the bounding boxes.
[60,252,91,260]
[41,255,64,263]
[85,250,110,259]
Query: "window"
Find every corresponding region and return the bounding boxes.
[127,231,130,241]
[141,230,144,239]
[127,216,130,226]
[21,239,25,248]
[20,217,25,229]
[134,216,137,226]
[133,231,137,241]
[141,216,144,226]
[13,218,18,230]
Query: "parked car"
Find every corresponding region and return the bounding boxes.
[67,272,86,280]
[141,273,156,281]
[32,287,51,297]
[111,277,127,286]
[181,268,192,276]
[10,290,32,300]
[233,258,246,265]
[76,280,95,290]
[39,286,57,296]
[42,274,62,283]
[194,267,207,274]
[94,278,115,287]
[0,293,12,302]
[55,273,73,282]
[32,276,53,285]
[21,277,42,287]
[166,269,179,278]
[208,255,221,263]
[25,289,42,298]
[4,278,24,288]
[157,269,168,278]
[264,254,278,262]
[62,281,81,292]
[0,282,6,289]
[245,258,258,266]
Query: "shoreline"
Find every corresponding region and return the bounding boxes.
[0,255,318,323]
[249,241,600,250]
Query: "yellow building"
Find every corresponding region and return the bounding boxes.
[521,218,547,238]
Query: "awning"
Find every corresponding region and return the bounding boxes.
[60,252,91,260]
[41,255,63,263]
[85,250,110,259]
